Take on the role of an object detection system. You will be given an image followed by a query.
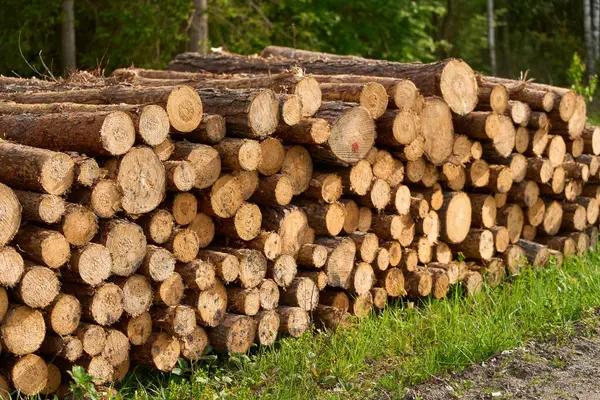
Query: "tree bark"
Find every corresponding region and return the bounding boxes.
[61,0,76,73]
[187,0,208,54]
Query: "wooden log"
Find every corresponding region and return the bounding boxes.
[438,192,472,244]
[348,233,379,263]
[115,312,152,346]
[319,290,350,311]
[197,88,279,138]
[208,313,256,352]
[171,142,221,190]
[320,82,388,118]
[516,239,550,267]
[526,157,553,185]
[527,199,546,227]
[549,95,587,139]
[296,243,328,269]
[226,249,268,289]
[582,124,600,155]
[259,279,280,310]
[280,277,319,311]
[253,310,280,346]
[376,110,421,146]
[281,145,313,195]
[98,219,147,276]
[440,163,467,191]
[312,74,424,112]
[339,160,373,196]
[228,231,281,262]
[185,279,227,327]
[275,117,331,144]
[357,206,372,232]
[489,225,510,253]
[76,324,106,357]
[5,354,48,396]
[164,161,195,192]
[174,114,226,144]
[198,174,243,219]
[216,202,262,241]
[340,199,360,234]
[213,138,262,172]
[63,282,124,326]
[250,174,294,206]
[400,248,419,272]
[112,274,153,317]
[138,209,174,245]
[46,294,81,336]
[0,84,203,132]
[316,237,357,289]
[0,142,74,195]
[514,127,530,154]
[535,235,577,258]
[541,200,564,236]
[312,305,352,330]
[434,242,453,264]
[112,146,167,215]
[180,325,209,360]
[1,305,46,355]
[561,203,587,231]
[261,206,309,257]
[575,197,600,225]
[370,213,415,245]
[12,225,70,269]
[154,272,185,307]
[16,265,60,308]
[507,180,539,208]
[450,229,494,261]
[405,157,426,183]
[467,159,490,188]
[404,269,433,298]
[277,306,309,337]
[350,292,374,318]
[427,262,460,284]
[69,179,123,218]
[267,254,298,288]
[131,332,180,371]
[427,268,450,299]
[278,94,303,126]
[0,111,135,156]
[39,335,83,362]
[303,172,342,204]
[151,305,197,336]
[467,193,497,228]
[0,246,23,287]
[497,204,525,244]
[59,203,98,246]
[476,79,509,113]
[232,169,259,200]
[140,245,176,282]
[196,250,240,284]
[453,111,497,140]
[507,100,531,127]
[297,270,329,290]
[461,271,483,296]
[13,190,63,225]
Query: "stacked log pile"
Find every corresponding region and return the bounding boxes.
[0,45,596,396]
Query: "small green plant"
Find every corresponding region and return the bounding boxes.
[568,52,598,102]
[68,366,99,400]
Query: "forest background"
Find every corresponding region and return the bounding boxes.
[1,1,597,112]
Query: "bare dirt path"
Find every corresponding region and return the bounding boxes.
[406,321,600,399]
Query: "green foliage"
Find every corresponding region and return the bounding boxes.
[569,52,598,102]
[68,366,99,400]
[116,247,600,399]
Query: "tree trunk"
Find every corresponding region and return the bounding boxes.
[488,0,497,76]
[586,0,596,76]
[187,0,208,54]
[61,0,76,73]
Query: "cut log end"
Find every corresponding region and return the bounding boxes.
[249,89,280,137]
[10,354,48,396]
[440,59,478,115]
[138,104,171,146]
[166,85,203,133]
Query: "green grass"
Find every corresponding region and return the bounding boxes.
[107,249,600,400]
